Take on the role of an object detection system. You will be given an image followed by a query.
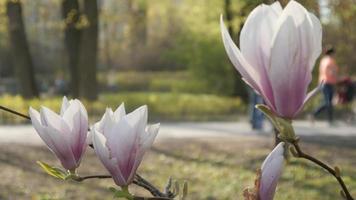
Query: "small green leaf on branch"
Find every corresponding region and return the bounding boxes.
[256,104,296,142]
[37,161,67,180]
[110,187,134,200]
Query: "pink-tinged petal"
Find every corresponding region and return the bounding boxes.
[96,108,115,134]
[29,107,56,151]
[92,129,126,186]
[143,123,160,149]
[43,125,77,170]
[62,100,88,163]
[125,105,148,134]
[75,99,89,161]
[40,106,70,134]
[259,142,284,200]
[240,2,280,70]
[126,123,160,182]
[221,15,277,112]
[268,0,322,118]
[220,15,262,95]
[60,96,70,116]
[294,84,322,116]
[240,3,281,109]
[113,103,126,121]
[107,118,139,183]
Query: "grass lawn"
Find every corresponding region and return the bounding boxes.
[0,136,355,200]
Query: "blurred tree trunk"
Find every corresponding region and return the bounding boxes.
[126,0,147,68]
[62,0,81,98]
[128,0,147,45]
[6,0,39,99]
[78,0,98,100]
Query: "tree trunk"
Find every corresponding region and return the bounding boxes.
[126,0,148,68]
[6,0,39,98]
[61,0,81,98]
[78,0,98,100]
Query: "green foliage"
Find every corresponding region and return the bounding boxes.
[0,93,245,123]
[98,71,206,93]
[37,161,67,180]
[256,104,296,142]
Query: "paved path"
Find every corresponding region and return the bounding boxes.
[0,120,355,146]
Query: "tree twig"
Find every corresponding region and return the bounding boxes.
[75,173,171,198]
[0,105,30,120]
[291,139,354,200]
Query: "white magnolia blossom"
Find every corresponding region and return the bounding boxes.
[92,104,159,186]
[29,96,88,170]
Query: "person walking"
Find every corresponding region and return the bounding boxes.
[313,46,339,124]
[248,88,264,130]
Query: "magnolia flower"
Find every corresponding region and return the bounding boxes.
[92,104,159,186]
[260,142,285,200]
[221,0,322,118]
[29,97,88,171]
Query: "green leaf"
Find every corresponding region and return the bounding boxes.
[110,187,133,200]
[37,161,68,180]
[256,104,296,142]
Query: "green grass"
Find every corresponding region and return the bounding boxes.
[0,137,355,199]
[0,92,245,124]
[98,71,207,93]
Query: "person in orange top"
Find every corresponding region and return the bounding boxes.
[313,46,339,123]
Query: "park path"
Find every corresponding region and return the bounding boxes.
[0,120,355,146]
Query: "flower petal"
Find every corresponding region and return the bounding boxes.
[260,142,284,200]
[221,15,277,113]
[60,96,70,116]
[92,129,126,186]
[107,117,139,183]
[43,125,77,170]
[125,105,148,134]
[62,100,88,162]
[240,2,280,71]
[220,15,262,94]
[269,1,318,117]
[113,103,126,122]
[143,123,160,149]
[29,107,56,151]
[40,106,70,133]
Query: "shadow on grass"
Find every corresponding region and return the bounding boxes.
[151,144,266,171]
[299,134,356,149]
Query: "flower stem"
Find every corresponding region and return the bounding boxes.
[0,105,30,120]
[75,173,172,198]
[291,139,354,200]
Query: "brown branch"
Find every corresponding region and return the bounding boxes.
[291,139,354,200]
[0,105,30,120]
[74,174,112,181]
[133,196,171,200]
[75,173,171,198]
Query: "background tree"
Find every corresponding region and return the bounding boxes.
[62,0,81,97]
[6,0,38,98]
[77,0,98,100]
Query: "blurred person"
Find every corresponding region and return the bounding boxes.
[54,74,69,96]
[313,46,339,124]
[248,88,264,130]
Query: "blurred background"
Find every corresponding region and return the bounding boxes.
[0,0,354,122]
[0,0,355,199]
